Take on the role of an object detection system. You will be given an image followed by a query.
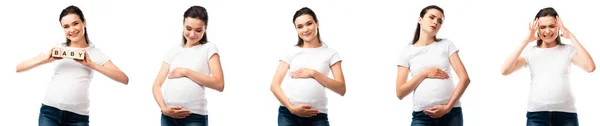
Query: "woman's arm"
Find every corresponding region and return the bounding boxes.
[152,62,170,111]
[558,17,596,72]
[396,67,425,100]
[16,48,61,72]
[500,40,532,76]
[557,17,596,72]
[571,38,596,72]
[396,66,448,100]
[309,61,346,96]
[152,62,192,118]
[423,52,471,118]
[89,60,129,85]
[501,20,538,75]
[74,50,128,84]
[270,61,294,109]
[271,61,319,117]
[171,54,225,92]
[445,52,470,108]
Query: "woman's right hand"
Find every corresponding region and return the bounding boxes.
[43,47,62,63]
[419,67,449,79]
[289,104,319,117]
[162,106,192,119]
[525,19,540,43]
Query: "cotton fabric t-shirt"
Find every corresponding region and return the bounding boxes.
[280,44,341,114]
[522,43,577,113]
[42,44,110,116]
[396,39,461,111]
[161,42,219,115]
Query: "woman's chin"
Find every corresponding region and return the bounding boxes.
[301,37,315,42]
[67,38,79,42]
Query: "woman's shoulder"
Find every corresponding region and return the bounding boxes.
[437,38,454,45]
[561,43,573,48]
[559,43,574,52]
[321,45,338,52]
[203,41,217,47]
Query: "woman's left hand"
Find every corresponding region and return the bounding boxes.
[423,105,451,118]
[557,17,575,40]
[291,68,316,78]
[168,67,189,79]
[74,50,94,67]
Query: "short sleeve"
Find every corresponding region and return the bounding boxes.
[567,45,576,59]
[89,47,110,66]
[447,40,459,57]
[206,42,219,61]
[329,51,342,66]
[163,46,179,64]
[521,46,532,68]
[396,47,410,68]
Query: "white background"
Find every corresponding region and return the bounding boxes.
[1,0,598,125]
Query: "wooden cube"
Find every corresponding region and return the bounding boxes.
[60,49,70,59]
[52,48,85,60]
[51,48,62,58]
[71,50,85,60]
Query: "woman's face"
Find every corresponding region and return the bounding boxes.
[294,14,319,43]
[183,17,206,44]
[61,14,86,43]
[418,9,444,36]
[537,16,559,44]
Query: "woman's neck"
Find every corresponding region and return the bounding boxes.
[414,32,435,46]
[540,41,558,48]
[302,38,321,48]
[70,39,89,48]
[183,41,200,48]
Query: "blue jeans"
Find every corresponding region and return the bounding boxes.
[161,113,208,126]
[278,106,329,126]
[526,111,578,126]
[38,104,89,126]
[411,107,463,126]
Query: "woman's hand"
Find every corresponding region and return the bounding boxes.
[525,19,540,43]
[289,104,319,117]
[419,67,449,79]
[43,47,63,64]
[168,67,189,79]
[161,106,192,119]
[74,50,93,67]
[291,68,316,79]
[424,105,451,118]
[557,17,575,40]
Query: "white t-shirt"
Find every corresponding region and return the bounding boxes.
[396,39,461,111]
[161,42,219,115]
[280,44,341,114]
[522,43,577,113]
[42,44,110,116]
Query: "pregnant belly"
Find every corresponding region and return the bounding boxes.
[529,77,573,105]
[282,78,326,105]
[46,79,91,103]
[412,79,455,105]
[162,78,206,106]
